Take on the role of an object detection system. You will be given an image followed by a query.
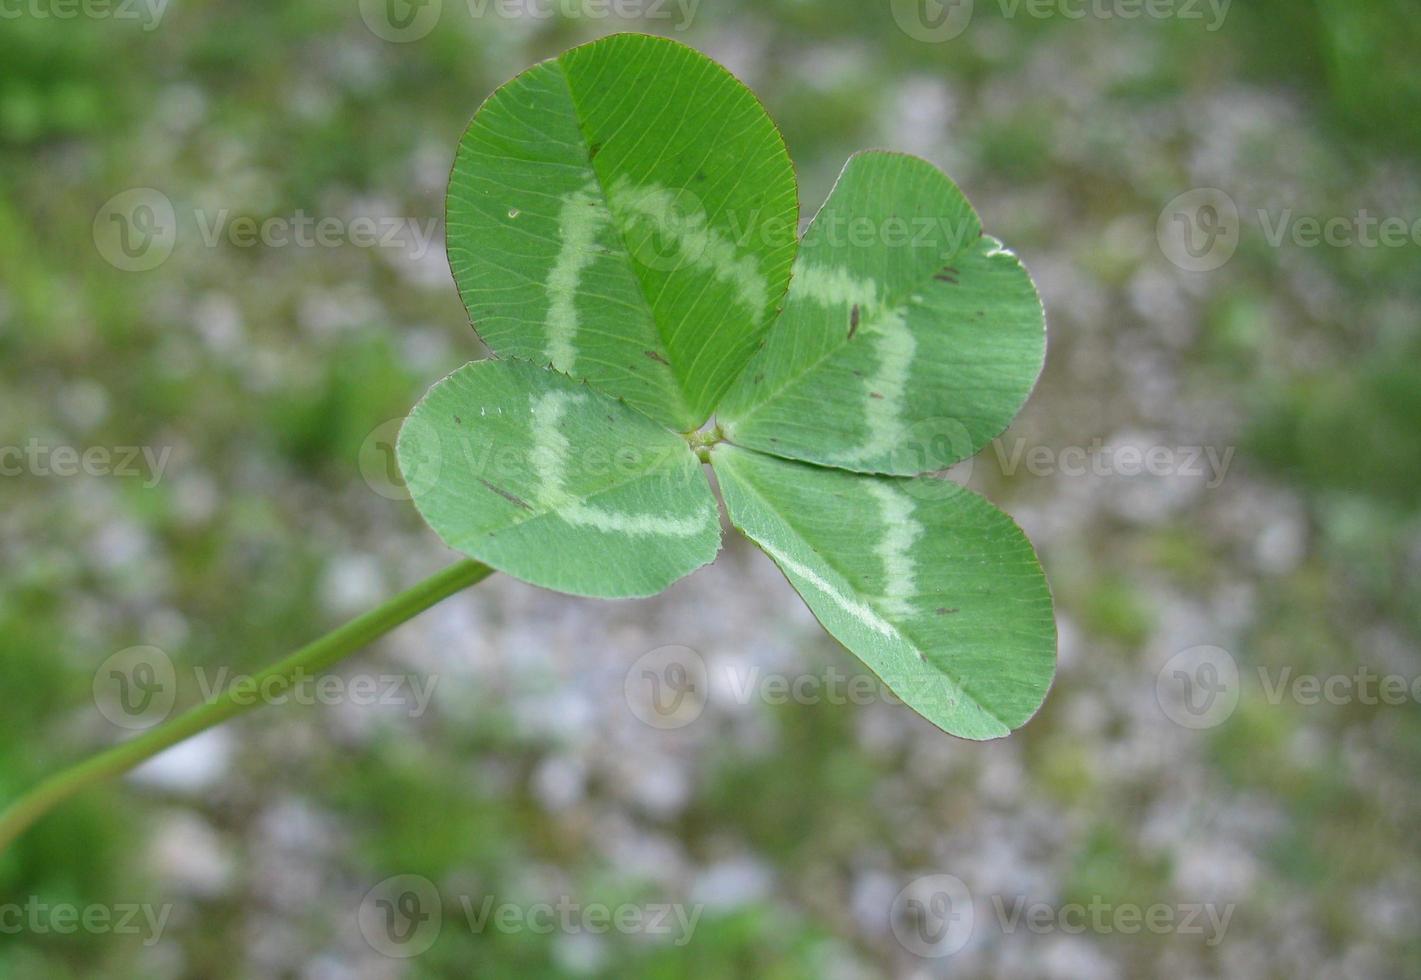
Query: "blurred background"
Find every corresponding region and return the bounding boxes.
[2,0,1420,976]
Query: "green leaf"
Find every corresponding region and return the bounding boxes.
[712,444,1055,739]
[447,33,799,432]
[398,359,721,599]
[717,151,1045,475]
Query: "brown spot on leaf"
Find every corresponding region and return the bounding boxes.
[644,349,670,365]
[869,391,884,400]
[479,478,531,511]
[936,607,960,616]
[848,303,861,339]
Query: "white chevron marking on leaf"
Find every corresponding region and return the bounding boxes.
[563,504,708,536]
[788,263,880,307]
[544,181,611,374]
[753,537,899,640]
[832,308,915,466]
[867,481,922,618]
[529,388,580,502]
[529,390,708,537]
[784,264,918,467]
[608,177,769,312]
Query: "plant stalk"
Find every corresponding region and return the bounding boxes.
[0,558,493,855]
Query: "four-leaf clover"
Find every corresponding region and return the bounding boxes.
[399,33,1055,739]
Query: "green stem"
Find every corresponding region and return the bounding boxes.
[0,559,492,855]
